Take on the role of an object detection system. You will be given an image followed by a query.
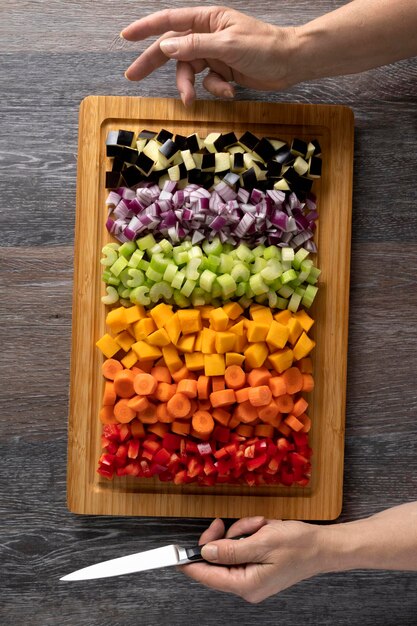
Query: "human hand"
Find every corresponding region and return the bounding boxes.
[177,516,328,603]
[121,6,299,106]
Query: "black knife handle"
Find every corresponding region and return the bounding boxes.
[185,534,250,563]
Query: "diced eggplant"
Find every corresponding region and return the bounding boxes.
[214,152,230,173]
[117,130,134,147]
[138,129,157,140]
[136,138,147,152]
[156,129,173,144]
[106,144,125,158]
[273,178,290,191]
[267,138,287,151]
[253,137,276,163]
[181,149,196,171]
[311,139,322,156]
[238,131,259,152]
[122,147,139,164]
[273,146,294,165]
[159,138,179,161]
[283,166,299,185]
[122,165,143,187]
[306,142,315,159]
[293,156,309,176]
[106,130,119,146]
[105,171,121,188]
[112,157,125,172]
[136,152,155,176]
[174,134,188,150]
[201,153,215,171]
[266,160,282,177]
[178,162,187,179]
[188,169,203,184]
[144,140,169,168]
[203,132,221,153]
[290,138,308,157]
[231,152,244,172]
[241,167,257,189]
[294,176,314,193]
[214,131,237,152]
[308,156,322,178]
[168,164,181,181]
[186,133,203,152]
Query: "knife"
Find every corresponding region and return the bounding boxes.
[60,535,248,581]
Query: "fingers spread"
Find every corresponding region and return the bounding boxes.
[121,6,225,41]
[225,516,267,539]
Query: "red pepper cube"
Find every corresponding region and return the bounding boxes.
[203,457,217,476]
[246,453,268,472]
[187,457,204,478]
[185,440,199,455]
[143,439,161,454]
[124,462,140,477]
[292,432,309,448]
[153,447,171,466]
[214,446,229,460]
[150,462,169,475]
[127,439,140,459]
[162,432,182,452]
[103,424,120,442]
[118,424,131,442]
[173,469,188,484]
[212,426,231,443]
[140,460,152,477]
[142,450,153,462]
[97,465,114,479]
[99,453,116,467]
[279,463,295,486]
[224,442,238,457]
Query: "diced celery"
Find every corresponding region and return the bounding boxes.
[263,245,281,260]
[130,286,151,306]
[199,269,217,292]
[255,294,268,304]
[137,234,156,251]
[101,269,112,283]
[126,268,145,288]
[191,287,206,307]
[117,284,131,299]
[260,259,282,282]
[181,279,196,297]
[119,268,131,288]
[288,291,302,312]
[146,267,164,283]
[101,286,119,305]
[281,260,292,272]
[171,270,185,290]
[217,274,237,298]
[138,259,150,272]
[173,248,189,265]
[185,257,202,280]
[150,243,163,255]
[149,281,173,302]
[245,283,255,299]
[281,247,295,262]
[268,277,283,291]
[127,249,144,268]
[189,246,203,259]
[163,264,178,283]
[219,253,234,274]
[235,281,247,297]
[174,291,190,308]
[249,274,269,296]
[238,296,252,309]
[276,296,289,309]
[202,237,223,256]
[268,290,278,308]
[281,269,298,284]
[150,254,169,274]
[205,254,221,273]
[100,246,118,267]
[292,247,310,270]
[231,262,250,283]
[306,267,321,284]
[159,239,173,254]
[236,243,254,263]
[211,280,223,299]
[110,256,128,277]
[252,257,268,273]
[302,284,318,308]
[278,285,294,298]
[295,287,306,297]
[252,244,266,258]
[102,271,120,287]
[119,298,132,308]
[119,241,137,259]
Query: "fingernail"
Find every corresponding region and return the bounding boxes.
[124,71,131,81]
[119,31,125,39]
[201,544,218,561]
[223,89,234,99]
[160,39,179,55]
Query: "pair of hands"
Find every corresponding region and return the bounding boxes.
[121,6,300,106]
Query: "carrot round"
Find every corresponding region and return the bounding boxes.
[212,408,231,426]
[192,410,215,437]
[133,372,158,396]
[130,419,145,438]
[137,402,158,423]
[302,374,315,392]
[210,389,236,408]
[284,414,304,432]
[278,422,292,437]
[268,376,287,397]
[235,401,258,423]
[224,365,246,390]
[275,393,294,414]
[177,378,198,398]
[185,398,198,419]
[247,367,271,388]
[102,381,116,406]
[99,405,118,424]
[151,366,172,384]
[235,387,250,403]
[171,420,191,436]
[167,393,192,418]
[297,357,313,374]
[235,424,254,438]
[198,399,212,411]
[113,369,136,398]
[254,424,275,438]
[155,382,177,402]
[102,358,123,380]
[258,400,279,422]
[147,422,170,438]
[292,397,309,417]
[211,376,225,392]
[228,412,241,429]
[197,375,210,400]
[127,395,150,412]
[114,399,136,423]
[172,366,195,382]
[248,385,272,407]
[298,412,311,433]
[282,367,304,394]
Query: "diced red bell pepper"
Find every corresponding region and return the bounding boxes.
[244,444,256,459]
[99,452,116,467]
[102,424,120,442]
[143,439,161,454]
[199,474,216,486]
[224,442,238,456]
[115,444,128,465]
[118,424,131,442]
[292,432,309,448]
[244,472,256,486]
[153,447,171,467]
[162,432,182,452]
[214,446,229,460]
[150,462,169,475]
[173,469,188,484]
[140,460,152,478]
[296,477,310,487]
[246,453,268,472]
[159,471,172,482]
[255,440,268,452]
[212,426,230,443]
[97,465,114,479]
[127,439,140,459]
[142,449,154,462]
[185,440,199,455]
[277,437,294,453]
[124,462,140,477]
[279,463,295,486]
[215,458,233,474]
[187,457,204,478]
[288,452,309,469]
[203,457,217,476]
[265,456,280,475]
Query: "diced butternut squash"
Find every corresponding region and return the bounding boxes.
[162,345,183,373]
[294,309,314,332]
[246,321,269,342]
[146,328,171,347]
[131,341,162,362]
[228,320,245,336]
[225,352,245,366]
[165,313,181,345]
[115,330,135,352]
[195,305,215,319]
[215,331,236,354]
[201,327,216,354]
[106,307,129,334]
[96,333,121,358]
[244,343,269,368]
[121,349,138,369]
[185,352,205,371]
[274,309,292,325]
[266,321,290,351]
[204,354,225,376]
[293,332,316,361]
[124,304,146,325]
[149,302,174,328]
[177,309,202,334]
[133,317,156,341]
[287,317,303,345]
[249,305,273,325]
[194,330,203,352]
[209,307,229,331]
[222,301,244,320]
[177,334,196,353]
[268,347,294,373]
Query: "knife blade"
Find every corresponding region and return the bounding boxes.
[60,535,248,581]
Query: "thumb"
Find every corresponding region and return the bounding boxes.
[201,535,265,566]
[160,33,221,61]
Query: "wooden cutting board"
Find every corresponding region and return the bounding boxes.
[67,96,354,519]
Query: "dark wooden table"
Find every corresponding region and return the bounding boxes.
[1,1,417,624]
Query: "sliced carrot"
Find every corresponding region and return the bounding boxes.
[292,397,309,417]
[198,399,212,411]
[302,374,315,392]
[268,376,287,397]
[258,411,282,428]
[99,405,118,424]
[167,393,192,418]
[102,358,123,380]
[197,375,210,400]
[190,428,210,440]
[235,387,250,403]
[154,382,177,402]
[172,366,195,383]
[131,419,145,438]
[156,402,174,423]
[247,367,271,388]
[258,400,280,422]
[212,408,231,427]
[171,420,191,436]
[248,385,272,407]
[210,389,236,408]
[192,410,215,437]
[235,401,258,424]
[113,369,136,398]
[114,398,136,423]
[147,422,170,438]
[278,422,292,437]
[228,412,241,429]
[133,372,158,396]
[137,402,158,423]
[102,381,116,406]
[211,376,225,392]
[284,414,304,432]
[297,357,313,374]
[177,378,198,398]
[298,412,311,433]
[184,399,198,419]
[127,395,150,412]
[151,366,172,384]
[224,365,246,390]
[254,424,275,438]
[275,393,294,414]
[235,424,254,438]
[282,367,304,394]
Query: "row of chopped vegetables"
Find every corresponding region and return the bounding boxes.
[96,128,322,486]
